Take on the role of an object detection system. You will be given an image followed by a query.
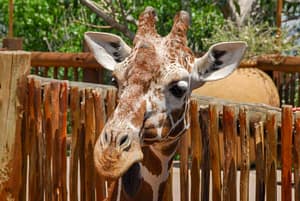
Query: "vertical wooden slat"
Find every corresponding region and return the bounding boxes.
[254,122,265,201]
[44,84,53,201]
[28,78,43,201]
[54,67,58,79]
[190,100,201,201]
[36,80,44,201]
[85,89,96,201]
[162,165,173,201]
[43,67,49,77]
[179,130,189,201]
[295,112,300,201]
[20,78,29,201]
[106,88,117,118]
[70,86,80,201]
[27,78,36,201]
[51,82,61,200]
[60,82,68,201]
[223,105,237,201]
[239,107,250,201]
[209,104,221,201]
[93,89,107,200]
[265,112,277,201]
[64,67,68,80]
[200,107,210,201]
[281,105,293,201]
[80,90,86,201]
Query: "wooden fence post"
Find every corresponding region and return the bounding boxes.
[0,51,30,200]
[281,105,293,201]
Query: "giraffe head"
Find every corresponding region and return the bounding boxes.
[85,7,247,179]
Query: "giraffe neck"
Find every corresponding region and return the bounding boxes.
[107,139,180,201]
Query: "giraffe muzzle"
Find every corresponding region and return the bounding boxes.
[94,136,144,179]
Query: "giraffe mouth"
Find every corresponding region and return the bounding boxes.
[94,140,143,179]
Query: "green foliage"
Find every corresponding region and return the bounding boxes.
[202,20,298,58]
[83,0,224,52]
[0,0,102,52]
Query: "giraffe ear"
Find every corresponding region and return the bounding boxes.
[191,41,247,89]
[84,32,132,71]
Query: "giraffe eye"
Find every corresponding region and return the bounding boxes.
[111,76,118,88]
[169,81,188,98]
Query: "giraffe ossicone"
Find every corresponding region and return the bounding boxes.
[86,7,247,201]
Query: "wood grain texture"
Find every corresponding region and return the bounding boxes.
[239,107,250,201]
[179,130,189,201]
[200,107,210,201]
[265,112,277,201]
[93,89,107,200]
[209,104,221,201]
[281,105,293,201]
[222,105,237,201]
[85,89,96,201]
[294,112,300,201]
[0,52,30,200]
[70,86,80,201]
[190,100,201,201]
[254,122,265,201]
[44,84,53,201]
[80,90,86,201]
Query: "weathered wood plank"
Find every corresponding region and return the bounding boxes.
[190,100,201,201]
[223,105,237,201]
[209,104,221,201]
[265,112,277,201]
[254,122,265,201]
[179,130,189,201]
[85,89,96,201]
[70,86,80,201]
[50,82,61,200]
[20,75,29,201]
[28,78,42,201]
[59,82,68,201]
[80,90,86,201]
[281,105,293,201]
[0,52,30,200]
[200,107,210,201]
[36,79,44,201]
[106,88,117,118]
[239,107,250,201]
[93,89,107,200]
[43,84,53,201]
[295,112,300,201]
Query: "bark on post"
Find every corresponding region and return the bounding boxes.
[0,51,31,200]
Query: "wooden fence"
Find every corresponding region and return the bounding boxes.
[1,51,300,201]
[28,52,300,106]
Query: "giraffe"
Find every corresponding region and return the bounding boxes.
[85,7,247,201]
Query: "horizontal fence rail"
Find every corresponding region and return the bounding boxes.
[20,75,300,201]
[29,52,300,72]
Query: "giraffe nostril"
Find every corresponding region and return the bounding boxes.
[101,132,110,146]
[119,134,130,148]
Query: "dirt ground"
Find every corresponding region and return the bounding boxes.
[65,159,295,201]
[171,168,295,201]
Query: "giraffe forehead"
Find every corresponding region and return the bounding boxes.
[116,37,194,87]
